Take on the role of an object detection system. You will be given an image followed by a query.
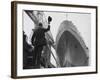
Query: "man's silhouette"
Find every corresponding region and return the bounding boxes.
[31,22,50,68]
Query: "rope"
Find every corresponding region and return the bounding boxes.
[47,45,60,67]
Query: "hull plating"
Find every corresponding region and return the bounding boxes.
[56,20,89,67]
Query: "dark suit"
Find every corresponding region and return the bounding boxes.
[31,25,50,68]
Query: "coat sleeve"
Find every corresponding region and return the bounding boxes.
[43,25,50,32]
[31,31,36,46]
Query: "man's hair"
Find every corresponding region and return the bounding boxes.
[38,22,43,27]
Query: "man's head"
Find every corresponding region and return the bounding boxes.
[38,22,43,28]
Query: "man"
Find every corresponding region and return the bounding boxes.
[31,22,50,68]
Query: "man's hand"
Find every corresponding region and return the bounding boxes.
[48,16,52,24]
